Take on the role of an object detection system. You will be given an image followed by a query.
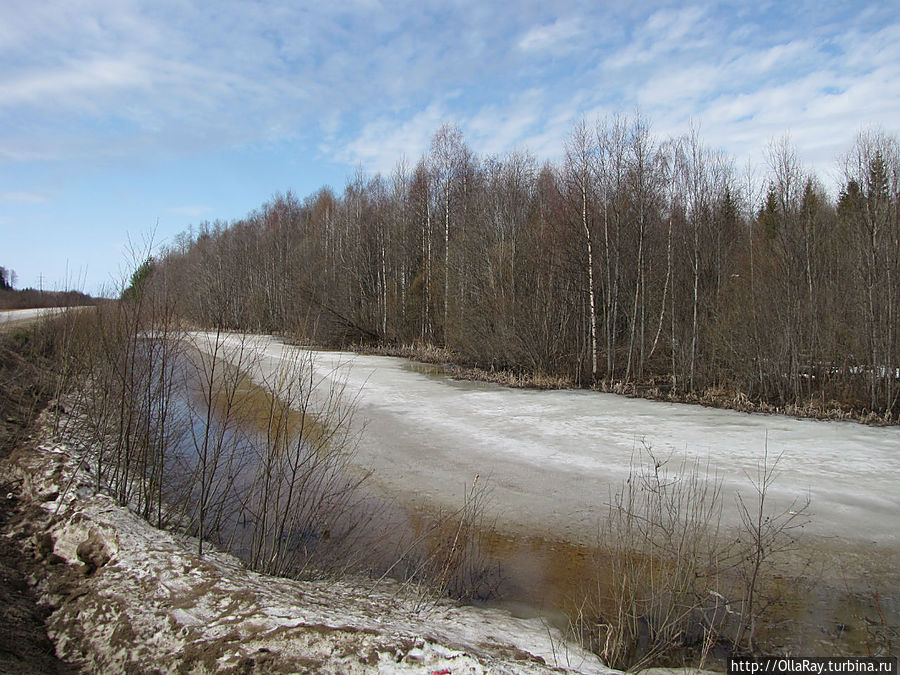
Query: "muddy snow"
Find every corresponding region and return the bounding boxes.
[6,417,614,673]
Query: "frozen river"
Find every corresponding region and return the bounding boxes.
[191,333,900,549]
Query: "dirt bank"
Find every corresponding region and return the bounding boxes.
[0,480,79,674]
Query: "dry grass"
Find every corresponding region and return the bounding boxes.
[354,341,895,424]
[569,445,811,671]
[376,474,501,609]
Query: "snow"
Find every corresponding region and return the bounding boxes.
[188,332,900,548]
[8,417,615,674]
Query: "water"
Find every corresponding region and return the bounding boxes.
[185,332,900,661]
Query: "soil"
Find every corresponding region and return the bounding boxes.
[0,332,80,674]
[0,484,80,674]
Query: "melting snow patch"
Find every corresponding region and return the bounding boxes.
[8,419,617,675]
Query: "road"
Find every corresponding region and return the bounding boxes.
[0,307,87,331]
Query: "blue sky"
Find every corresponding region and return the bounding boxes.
[1,0,898,295]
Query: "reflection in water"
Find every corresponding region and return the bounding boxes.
[162,348,383,577]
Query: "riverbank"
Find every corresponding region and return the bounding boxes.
[0,323,81,673]
[5,322,896,671]
[0,404,612,673]
[0,320,613,673]
[350,342,897,426]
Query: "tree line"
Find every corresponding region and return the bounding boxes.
[148,116,900,419]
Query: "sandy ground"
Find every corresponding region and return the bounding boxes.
[189,333,900,552]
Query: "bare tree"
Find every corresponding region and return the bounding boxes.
[566,120,599,381]
[840,130,900,415]
[429,123,472,345]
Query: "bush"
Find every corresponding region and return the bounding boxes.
[572,445,810,671]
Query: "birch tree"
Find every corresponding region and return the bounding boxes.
[429,124,471,345]
[565,120,599,380]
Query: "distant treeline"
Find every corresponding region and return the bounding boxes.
[1,266,98,310]
[144,116,900,419]
[0,287,98,311]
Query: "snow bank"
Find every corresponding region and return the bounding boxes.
[9,428,614,674]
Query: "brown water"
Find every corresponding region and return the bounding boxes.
[386,498,898,668]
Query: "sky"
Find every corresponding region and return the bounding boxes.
[1,1,898,295]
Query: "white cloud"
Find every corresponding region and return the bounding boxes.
[517,18,582,53]
[0,0,897,203]
[337,87,603,175]
[0,2,354,159]
[466,89,545,156]
[644,5,707,44]
[606,5,709,71]
[1,191,51,203]
[637,64,723,108]
[841,22,900,70]
[338,103,451,174]
[0,57,150,107]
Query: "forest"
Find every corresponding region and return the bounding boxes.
[0,266,96,311]
[146,116,900,420]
